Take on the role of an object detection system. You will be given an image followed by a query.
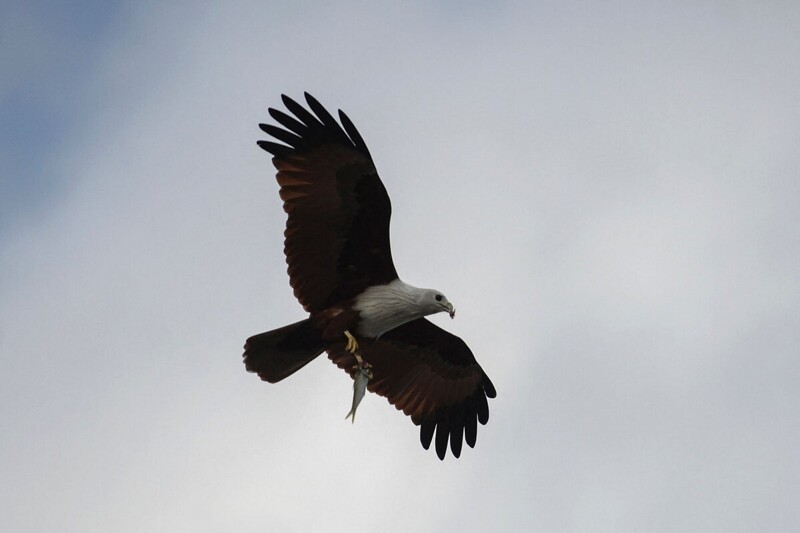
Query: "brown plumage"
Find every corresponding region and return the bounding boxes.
[244,93,496,459]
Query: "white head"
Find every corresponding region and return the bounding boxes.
[353,280,456,338]
[418,289,456,318]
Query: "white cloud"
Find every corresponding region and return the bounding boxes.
[2,1,800,531]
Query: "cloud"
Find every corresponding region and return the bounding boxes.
[2,1,799,531]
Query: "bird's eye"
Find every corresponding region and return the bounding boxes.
[435,294,443,302]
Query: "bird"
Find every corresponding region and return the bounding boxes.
[243,92,496,459]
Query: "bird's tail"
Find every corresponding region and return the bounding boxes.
[243,319,326,383]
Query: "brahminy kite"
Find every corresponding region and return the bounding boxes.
[244,93,496,459]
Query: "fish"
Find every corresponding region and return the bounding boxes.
[345,363,372,423]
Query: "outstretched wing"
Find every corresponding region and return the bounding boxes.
[328,318,497,460]
[258,93,398,313]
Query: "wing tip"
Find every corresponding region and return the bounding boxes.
[303,91,319,107]
[483,374,497,398]
[280,93,296,107]
[416,377,495,459]
[256,140,291,157]
[259,93,372,159]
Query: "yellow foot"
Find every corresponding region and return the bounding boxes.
[344,330,359,355]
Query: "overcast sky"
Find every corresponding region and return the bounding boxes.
[2,1,799,531]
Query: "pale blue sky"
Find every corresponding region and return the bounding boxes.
[1,0,128,235]
[2,2,799,532]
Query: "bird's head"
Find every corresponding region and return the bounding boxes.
[421,289,456,319]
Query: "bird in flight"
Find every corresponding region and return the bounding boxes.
[243,93,496,459]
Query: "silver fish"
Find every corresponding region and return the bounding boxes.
[345,364,372,423]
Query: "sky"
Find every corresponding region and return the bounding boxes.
[2,1,799,531]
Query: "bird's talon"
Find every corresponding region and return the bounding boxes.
[352,359,372,378]
[344,330,360,354]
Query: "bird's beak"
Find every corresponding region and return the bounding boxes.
[447,303,456,319]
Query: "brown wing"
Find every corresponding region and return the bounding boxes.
[328,318,496,460]
[258,93,398,313]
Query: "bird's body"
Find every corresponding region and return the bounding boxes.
[244,93,495,459]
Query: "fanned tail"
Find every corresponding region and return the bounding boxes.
[243,319,325,383]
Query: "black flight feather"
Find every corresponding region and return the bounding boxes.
[268,108,307,137]
[257,140,291,157]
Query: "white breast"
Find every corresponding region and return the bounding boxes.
[353,279,425,338]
